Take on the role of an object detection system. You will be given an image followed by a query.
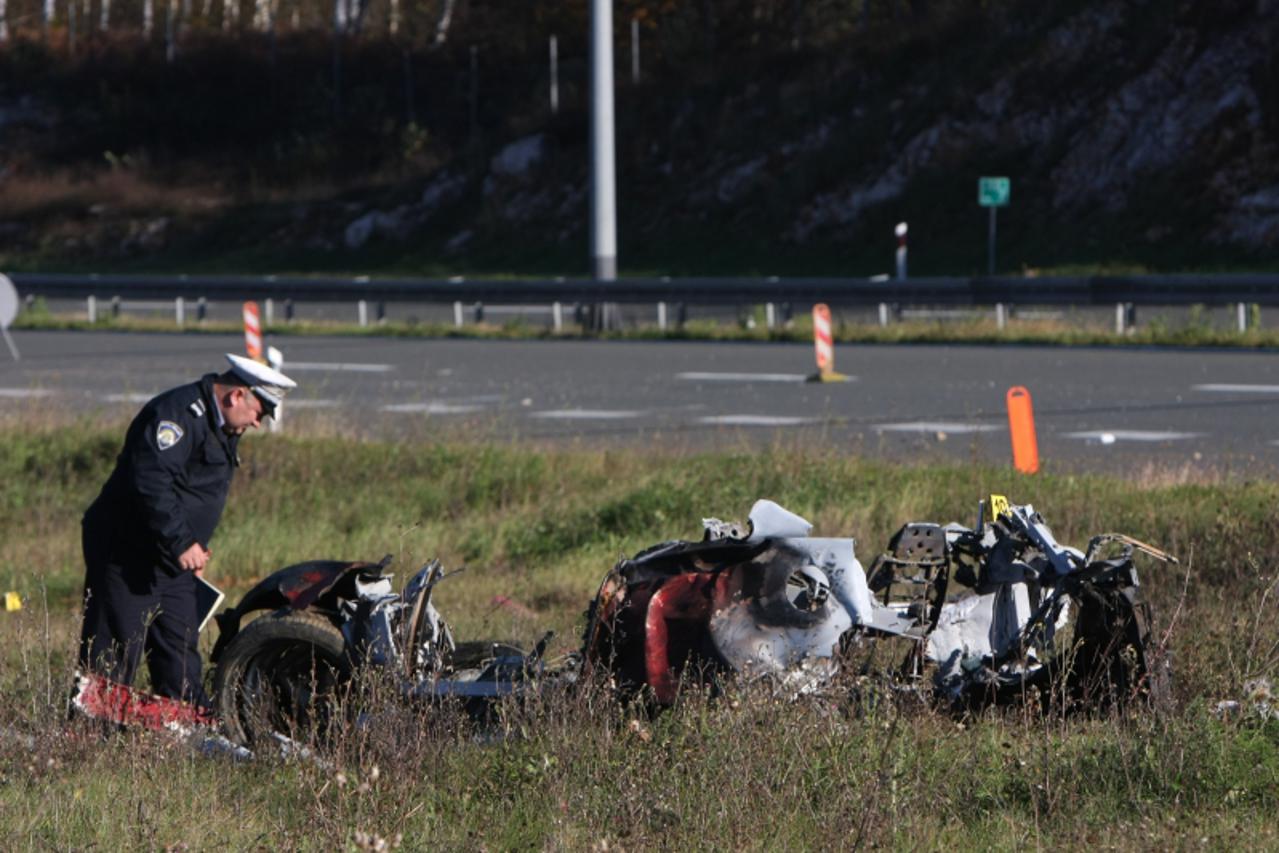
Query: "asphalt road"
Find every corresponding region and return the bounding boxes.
[4,330,1278,474]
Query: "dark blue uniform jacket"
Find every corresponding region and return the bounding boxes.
[83,374,240,574]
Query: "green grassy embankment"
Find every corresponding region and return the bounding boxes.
[14,305,1279,349]
[2,424,1278,847]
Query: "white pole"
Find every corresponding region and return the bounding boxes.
[266,346,284,433]
[1115,303,1125,335]
[765,302,776,330]
[453,301,463,328]
[590,0,617,281]
[995,303,1006,330]
[549,35,559,115]
[175,296,185,326]
[1237,302,1247,333]
[264,298,274,326]
[87,295,97,323]
[552,301,563,332]
[894,221,908,280]
[630,17,639,84]
[657,301,667,331]
[878,303,889,327]
[358,300,368,326]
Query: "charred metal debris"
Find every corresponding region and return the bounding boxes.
[72,497,1177,747]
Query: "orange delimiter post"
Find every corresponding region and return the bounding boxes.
[1006,386,1040,474]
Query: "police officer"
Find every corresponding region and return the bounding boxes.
[78,354,296,711]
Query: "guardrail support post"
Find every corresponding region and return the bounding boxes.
[358,300,368,327]
[1116,302,1137,334]
[765,302,776,330]
[87,295,97,323]
[995,303,1006,330]
[878,302,889,327]
[552,301,563,332]
[657,301,667,331]
[175,296,185,327]
[265,298,274,326]
[1237,302,1248,333]
[197,297,207,322]
[453,301,463,328]
[111,296,121,319]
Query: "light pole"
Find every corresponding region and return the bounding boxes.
[590,0,617,282]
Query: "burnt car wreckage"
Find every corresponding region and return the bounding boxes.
[71,497,1176,747]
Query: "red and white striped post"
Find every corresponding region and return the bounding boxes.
[813,303,833,375]
[806,303,848,382]
[243,301,263,362]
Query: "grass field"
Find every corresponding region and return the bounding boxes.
[2,423,1278,848]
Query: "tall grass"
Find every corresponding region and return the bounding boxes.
[2,425,1278,847]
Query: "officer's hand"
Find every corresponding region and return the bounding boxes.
[178,543,210,573]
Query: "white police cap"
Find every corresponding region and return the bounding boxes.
[225,353,297,414]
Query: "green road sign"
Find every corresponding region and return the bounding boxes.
[978,176,1011,207]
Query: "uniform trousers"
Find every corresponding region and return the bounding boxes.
[78,527,211,711]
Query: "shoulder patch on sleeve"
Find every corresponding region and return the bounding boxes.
[156,420,185,450]
[188,399,206,418]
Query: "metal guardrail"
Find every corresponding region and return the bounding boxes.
[10,272,1279,306]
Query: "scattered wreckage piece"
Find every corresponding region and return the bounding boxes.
[69,671,333,764]
[209,557,559,747]
[585,498,1177,713]
[70,671,215,735]
[582,501,871,703]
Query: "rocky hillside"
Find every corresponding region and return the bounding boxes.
[0,0,1276,275]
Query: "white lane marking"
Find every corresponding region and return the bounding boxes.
[282,399,340,409]
[285,362,394,373]
[102,392,154,403]
[1064,429,1203,442]
[531,409,641,420]
[677,372,812,383]
[698,414,816,426]
[0,388,55,398]
[1193,384,1279,394]
[874,421,1002,434]
[382,402,480,414]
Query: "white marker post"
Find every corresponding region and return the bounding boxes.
[267,345,285,433]
[0,274,19,360]
[895,222,908,280]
